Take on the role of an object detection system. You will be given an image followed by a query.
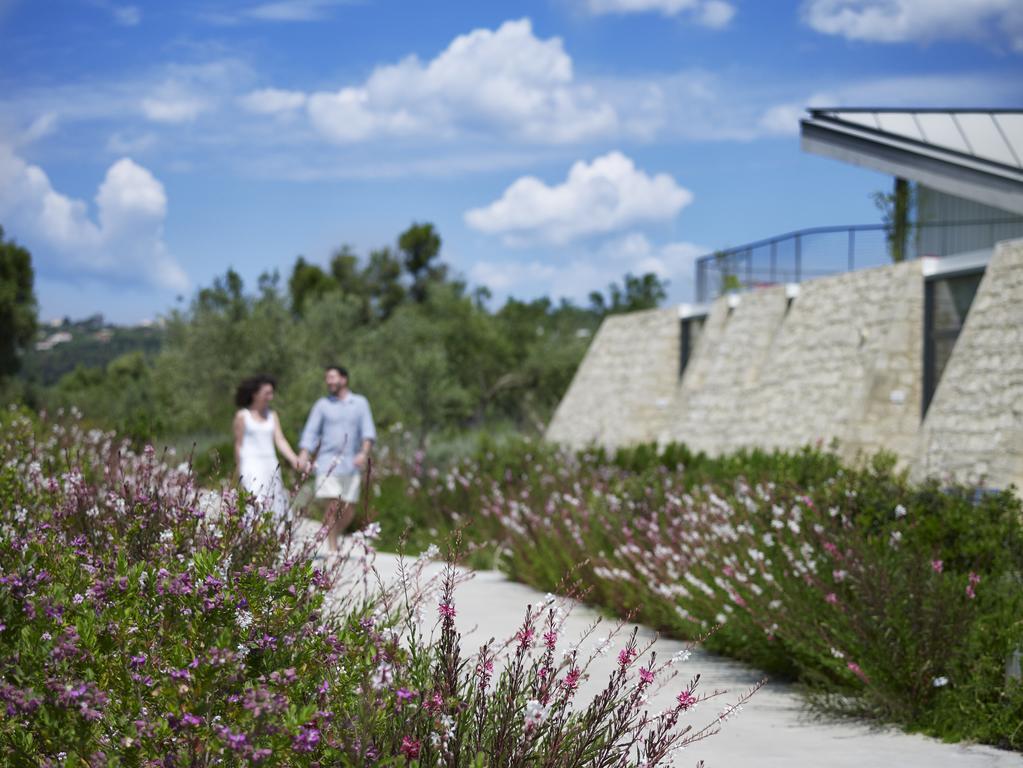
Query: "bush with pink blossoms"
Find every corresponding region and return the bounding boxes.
[0,410,753,766]
[369,438,1023,751]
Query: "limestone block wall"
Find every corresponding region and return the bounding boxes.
[664,260,924,463]
[916,239,1023,490]
[549,260,926,466]
[545,307,680,450]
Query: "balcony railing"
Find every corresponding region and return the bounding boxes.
[694,218,1023,303]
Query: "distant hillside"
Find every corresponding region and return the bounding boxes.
[21,316,164,386]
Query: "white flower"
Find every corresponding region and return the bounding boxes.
[894,504,907,519]
[159,529,174,543]
[72,593,84,605]
[932,676,949,687]
[592,636,612,656]
[670,649,691,665]
[236,610,253,630]
[524,699,548,727]
[424,544,440,559]
[890,531,902,547]
[830,647,845,659]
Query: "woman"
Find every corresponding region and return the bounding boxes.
[233,375,299,523]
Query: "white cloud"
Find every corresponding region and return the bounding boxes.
[106,131,157,154]
[468,234,705,304]
[141,93,208,123]
[586,0,736,27]
[0,143,188,291]
[802,0,1023,51]
[111,4,141,26]
[243,0,349,21]
[303,19,618,144]
[757,73,1023,137]
[238,87,308,115]
[465,151,692,245]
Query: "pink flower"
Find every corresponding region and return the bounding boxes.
[825,593,838,605]
[847,662,870,684]
[543,630,558,649]
[515,628,535,649]
[400,736,421,759]
[638,667,654,685]
[438,602,456,619]
[931,560,943,573]
[676,690,696,711]
[562,667,581,692]
[617,647,638,668]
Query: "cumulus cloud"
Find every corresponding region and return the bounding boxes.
[465,151,692,245]
[0,144,188,291]
[302,19,617,144]
[802,0,1023,51]
[238,87,308,115]
[468,233,705,304]
[586,0,736,27]
[141,93,208,123]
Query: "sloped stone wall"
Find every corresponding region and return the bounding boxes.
[545,306,680,450]
[548,260,925,466]
[662,260,923,464]
[916,239,1023,490]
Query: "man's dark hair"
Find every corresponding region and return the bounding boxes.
[325,364,348,378]
[235,374,276,408]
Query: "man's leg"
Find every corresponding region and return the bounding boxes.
[325,499,356,550]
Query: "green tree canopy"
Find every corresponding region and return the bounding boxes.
[0,225,38,378]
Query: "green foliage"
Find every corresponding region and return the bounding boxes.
[0,225,38,379]
[367,438,1023,751]
[0,412,722,766]
[29,222,613,450]
[588,272,668,316]
[872,178,917,263]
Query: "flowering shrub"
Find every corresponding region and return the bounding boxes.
[0,410,751,765]
[371,438,1023,750]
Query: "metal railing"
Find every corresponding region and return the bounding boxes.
[694,218,1023,303]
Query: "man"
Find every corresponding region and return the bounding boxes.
[298,365,376,549]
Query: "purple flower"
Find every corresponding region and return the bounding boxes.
[292,725,321,753]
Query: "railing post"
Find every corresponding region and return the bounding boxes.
[795,233,802,283]
[848,229,855,271]
[770,240,777,284]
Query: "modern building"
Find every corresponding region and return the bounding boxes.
[547,109,1023,491]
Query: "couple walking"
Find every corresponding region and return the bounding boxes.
[233,364,375,548]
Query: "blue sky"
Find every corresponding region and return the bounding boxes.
[1,0,1021,323]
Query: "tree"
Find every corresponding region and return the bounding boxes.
[589,272,668,316]
[363,247,406,320]
[287,257,336,316]
[0,225,38,378]
[872,178,916,263]
[398,223,446,303]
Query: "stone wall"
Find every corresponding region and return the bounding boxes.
[545,306,680,450]
[662,260,924,464]
[549,260,926,462]
[916,239,1023,490]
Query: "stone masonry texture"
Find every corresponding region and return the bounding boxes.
[916,239,1023,490]
[548,240,1023,491]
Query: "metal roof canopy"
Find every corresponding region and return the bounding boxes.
[801,108,1023,216]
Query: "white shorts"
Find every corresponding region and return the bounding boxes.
[314,474,361,503]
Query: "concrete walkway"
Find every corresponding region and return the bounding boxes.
[288,515,1021,768]
[355,548,1021,768]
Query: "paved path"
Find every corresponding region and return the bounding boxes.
[305,524,1022,768]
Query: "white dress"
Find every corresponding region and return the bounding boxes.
[238,409,289,522]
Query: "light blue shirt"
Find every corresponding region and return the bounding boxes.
[299,393,376,477]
